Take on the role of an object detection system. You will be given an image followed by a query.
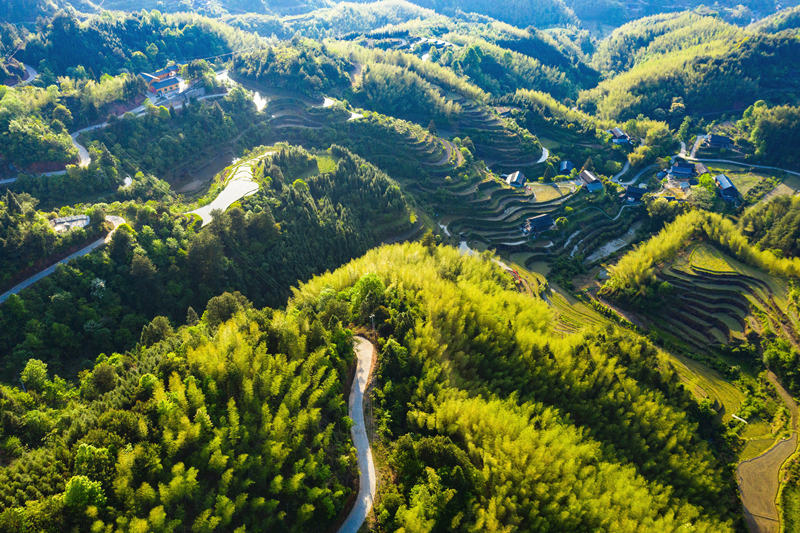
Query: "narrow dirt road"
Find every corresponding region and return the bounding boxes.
[737,371,798,533]
[338,337,377,533]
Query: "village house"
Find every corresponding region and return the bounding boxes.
[523,214,555,235]
[705,133,733,149]
[623,185,647,203]
[608,127,630,144]
[505,170,526,188]
[141,64,181,96]
[580,169,604,193]
[714,174,740,203]
[669,159,696,179]
[559,160,574,174]
[50,215,90,233]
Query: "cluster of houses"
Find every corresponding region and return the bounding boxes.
[658,157,740,203]
[141,65,181,96]
[660,158,707,190]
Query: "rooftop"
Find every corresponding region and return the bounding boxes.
[151,77,180,90]
[714,174,734,190]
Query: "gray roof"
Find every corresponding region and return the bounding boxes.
[151,78,180,90]
[714,174,734,189]
[506,171,526,186]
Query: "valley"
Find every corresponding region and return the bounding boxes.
[1,1,800,531]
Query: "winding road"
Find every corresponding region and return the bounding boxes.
[0,215,125,305]
[338,337,377,533]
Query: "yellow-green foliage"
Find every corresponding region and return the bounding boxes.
[580,32,800,119]
[593,11,743,75]
[0,303,355,531]
[327,40,487,101]
[603,210,800,300]
[294,243,738,529]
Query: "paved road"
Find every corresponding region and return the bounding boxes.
[737,371,798,533]
[338,337,377,533]
[0,216,125,305]
[0,83,228,187]
[690,135,707,159]
[16,64,38,86]
[612,160,631,182]
[687,157,800,178]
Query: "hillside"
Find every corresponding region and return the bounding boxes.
[0,242,741,530]
[579,32,800,119]
[751,5,800,32]
[5,2,800,531]
[592,11,742,75]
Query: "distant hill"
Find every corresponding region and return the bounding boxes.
[380,0,578,28]
[579,32,800,120]
[592,11,742,75]
[750,5,800,32]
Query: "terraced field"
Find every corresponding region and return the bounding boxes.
[643,243,799,354]
[243,79,641,267]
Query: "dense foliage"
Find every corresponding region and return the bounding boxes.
[737,101,800,169]
[232,42,353,97]
[0,297,357,531]
[21,11,260,78]
[0,146,414,379]
[740,194,800,258]
[354,62,461,121]
[592,11,741,75]
[579,33,800,120]
[436,37,579,99]
[291,243,740,530]
[0,191,104,289]
[601,210,800,303]
[0,85,77,170]
[401,0,578,27]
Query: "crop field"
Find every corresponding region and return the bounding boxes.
[546,285,611,334]
[640,243,798,355]
[530,182,566,202]
[690,243,736,272]
[724,171,767,197]
[740,421,779,461]
[666,350,745,423]
[537,277,747,424]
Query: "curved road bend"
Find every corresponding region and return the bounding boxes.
[338,336,377,533]
[0,215,125,305]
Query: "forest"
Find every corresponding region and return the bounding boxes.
[0,242,743,531]
[0,191,105,290]
[292,243,740,530]
[0,294,357,531]
[0,145,413,380]
[3,1,800,530]
[579,32,800,120]
[232,42,353,97]
[737,101,800,169]
[21,11,260,79]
